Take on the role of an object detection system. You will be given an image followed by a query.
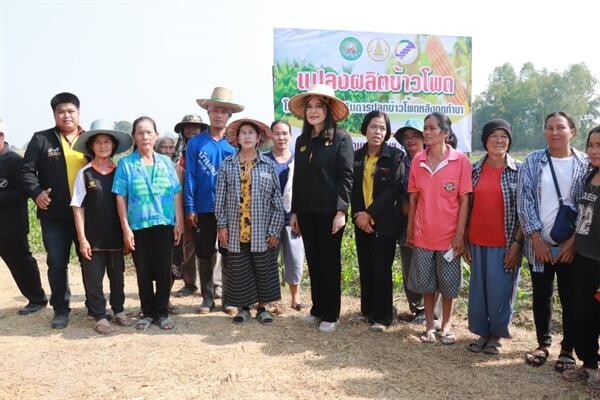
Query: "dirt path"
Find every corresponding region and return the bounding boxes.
[0,259,591,400]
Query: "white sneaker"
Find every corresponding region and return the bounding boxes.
[303,314,318,323]
[318,321,336,332]
[370,323,386,332]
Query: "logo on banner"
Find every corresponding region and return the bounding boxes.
[367,38,390,62]
[339,37,362,61]
[394,40,418,65]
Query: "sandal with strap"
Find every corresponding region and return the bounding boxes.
[562,367,589,382]
[256,308,274,325]
[589,377,600,399]
[467,336,489,353]
[439,330,457,345]
[554,351,577,372]
[525,346,549,367]
[94,318,112,335]
[156,316,175,330]
[115,312,135,327]
[135,317,153,331]
[420,329,437,344]
[483,338,502,355]
[233,308,251,324]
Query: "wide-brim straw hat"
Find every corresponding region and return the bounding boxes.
[226,118,271,147]
[73,119,133,156]
[196,87,244,113]
[288,83,349,122]
[174,114,208,134]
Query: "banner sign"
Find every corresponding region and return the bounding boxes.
[273,28,472,151]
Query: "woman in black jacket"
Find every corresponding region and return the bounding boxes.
[352,111,406,331]
[288,84,353,333]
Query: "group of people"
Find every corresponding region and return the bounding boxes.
[0,83,598,396]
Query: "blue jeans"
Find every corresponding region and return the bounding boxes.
[468,244,520,338]
[40,218,79,313]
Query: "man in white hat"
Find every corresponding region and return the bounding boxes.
[0,119,48,315]
[184,87,243,314]
[22,92,88,329]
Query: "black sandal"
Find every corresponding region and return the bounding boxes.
[554,351,576,372]
[233,307,251,324]
[525,347,549,367]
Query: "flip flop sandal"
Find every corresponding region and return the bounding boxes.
[233,308,251,324]
[94,319,112,335]
[483,342,501,355]
[525,347,549,367]
[554,352,577,372]
[562,367,589,382]
[135,317,153,331]
[115,312,135,327]
[256,309,274,325]
[467,337,488,353]
[420,329,437,344]
[156,316,175,330]
[439,331,457,345]
[292,303,305,312]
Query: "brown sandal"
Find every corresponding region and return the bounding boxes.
[115,312,135,327]
[525,347,549,367]
[94,319,112,335]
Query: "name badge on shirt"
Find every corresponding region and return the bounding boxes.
[47,147,62,158]
[260,172,270,179]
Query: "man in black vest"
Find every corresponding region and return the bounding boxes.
[0,119,47,314]
[22,93,87,329]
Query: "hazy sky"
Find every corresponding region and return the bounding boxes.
[1,0,598,146]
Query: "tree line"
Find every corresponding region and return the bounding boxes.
[473,62,599,151]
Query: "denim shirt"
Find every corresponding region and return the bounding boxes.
[517,147,587,272]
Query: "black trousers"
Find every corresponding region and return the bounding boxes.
[132,225,173,320]
[298,212,344,323]
[571,254,600,369]
[0,236,47,305]
[355,230,396,326]
[530,261,575,351]
[81,250,125,321]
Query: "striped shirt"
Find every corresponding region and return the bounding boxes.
[112,150,181,231]
[215,152,285,253]
[517,147,587,272]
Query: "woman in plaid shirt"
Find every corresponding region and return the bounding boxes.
[215,119,284,325]
[518,112,587,371]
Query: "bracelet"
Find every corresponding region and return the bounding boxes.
[513,239,524,247]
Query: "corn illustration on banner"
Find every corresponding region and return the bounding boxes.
[273,28,473,152]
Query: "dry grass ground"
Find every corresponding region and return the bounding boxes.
[0,258,592,400]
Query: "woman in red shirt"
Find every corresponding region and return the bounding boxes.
[464,119,523,354]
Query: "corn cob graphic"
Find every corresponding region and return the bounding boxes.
[425,37,467,106]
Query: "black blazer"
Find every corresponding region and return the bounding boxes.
[0,142,29,238]
[351,143,406,236]
[292,127,354,214]
[22,127,85,220]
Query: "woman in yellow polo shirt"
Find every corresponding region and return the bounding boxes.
[351,110,407,331]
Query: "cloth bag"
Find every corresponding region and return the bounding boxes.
[546,150,577,243]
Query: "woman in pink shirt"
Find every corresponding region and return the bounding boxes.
[406,112,472,344]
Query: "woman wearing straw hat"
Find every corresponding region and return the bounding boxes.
[71,119,134,334]
[215,118,284,324]
[113,116,184,331]
[288,83,353,333]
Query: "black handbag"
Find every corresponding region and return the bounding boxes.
[546,150,577,243]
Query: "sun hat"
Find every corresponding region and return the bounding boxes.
[73,119,133,156]
[226,118,271,147]
[288,84,350,122]
[174,114,208,134]
[394,118,424,144]
[196,87,244,113]
[481,118,512,151]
